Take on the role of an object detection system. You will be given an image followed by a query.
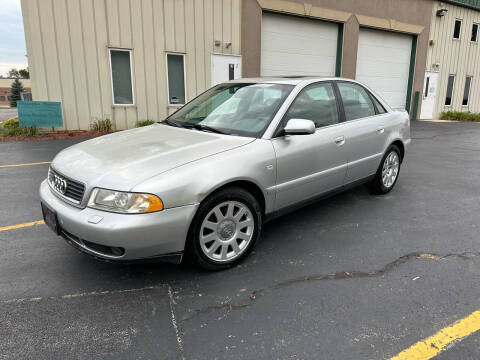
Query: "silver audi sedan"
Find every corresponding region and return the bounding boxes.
[40,77,410,270]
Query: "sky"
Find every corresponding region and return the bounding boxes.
[0,0,27,77]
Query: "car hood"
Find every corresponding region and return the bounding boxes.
[51,124,255,191]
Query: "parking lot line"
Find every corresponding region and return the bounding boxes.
[0,220,45,232]
[0,161,51,169]
[391,310,480,360]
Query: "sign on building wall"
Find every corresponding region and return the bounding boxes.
[17,101,63,127]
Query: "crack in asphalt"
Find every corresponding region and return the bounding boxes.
[181,251,480,322]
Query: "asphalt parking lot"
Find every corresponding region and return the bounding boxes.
[1,121,480,359]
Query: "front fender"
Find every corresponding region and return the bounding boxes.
[132,139,277,213]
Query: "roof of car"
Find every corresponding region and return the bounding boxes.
[229,76,353,85]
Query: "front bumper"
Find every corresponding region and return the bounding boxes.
[39,180,199,261]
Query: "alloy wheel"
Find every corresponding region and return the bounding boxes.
[382,151,400,188]
[199,201,255,262]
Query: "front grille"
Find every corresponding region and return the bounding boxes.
[48,167,85,203]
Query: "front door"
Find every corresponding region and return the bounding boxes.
[272,82,348,210]
[420,71,438,119]
[211,54,242,87]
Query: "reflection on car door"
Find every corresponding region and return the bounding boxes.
[336,82,388,183]
[272,82,348,210]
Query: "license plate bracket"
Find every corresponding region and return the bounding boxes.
[41,202,60,235]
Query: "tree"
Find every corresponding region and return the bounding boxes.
[8,68,20,78]
[19,68,30,79]
[9,78,24,107]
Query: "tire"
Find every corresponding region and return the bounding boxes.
[187,187,262,271]
[368,145,402,195]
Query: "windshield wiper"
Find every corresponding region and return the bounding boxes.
[161,119,184,128]
[161,119,228,135]
[192,124,229,135]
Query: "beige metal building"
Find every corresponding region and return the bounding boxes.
[20,0,241,130]
[421,0,480,119]
[22,0,433,130]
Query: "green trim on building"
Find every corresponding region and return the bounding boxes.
[405,35,417,114]
[441,0,480,11]
[335,24,344,77]
[412,91,420,121]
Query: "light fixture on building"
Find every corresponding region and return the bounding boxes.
[214,40,221,47]
[225,42,232,49]
[436,8,448,17]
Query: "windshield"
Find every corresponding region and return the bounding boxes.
[163,83,294,137]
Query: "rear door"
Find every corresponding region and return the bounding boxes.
[335,81,389,183]
[272,82,348,210]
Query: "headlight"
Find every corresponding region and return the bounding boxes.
[87,188,163,214]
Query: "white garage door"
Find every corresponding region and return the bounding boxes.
[356,28,412,110]
[261,13,338,77]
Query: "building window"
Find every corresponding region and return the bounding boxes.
[453,19,462,39]
[472,23,479,42]
[462,76,472,106]
[0,96,5,101]
[445,75,455,106]
[109,48,134,105]
[166,53,186,105]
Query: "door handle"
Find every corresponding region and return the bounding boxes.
[376,127,385,134]
[334,136,345,146]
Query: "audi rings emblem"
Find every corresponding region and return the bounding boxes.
[49,170,68,195]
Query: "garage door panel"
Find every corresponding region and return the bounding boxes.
[357,46,410,63]
[356,60,410,78]
[356,28,412,110]
[262,33,337,57]
[261,12,337,77]
[261,53,336,76]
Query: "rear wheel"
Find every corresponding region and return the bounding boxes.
[188,187,262,270]
[368,145,401,194]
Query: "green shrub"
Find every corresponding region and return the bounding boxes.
[20,125,39,137]
[90,118,114,133]
[2,118,20,131]
[440,111,480,122]
[1,118,39,137]
[136,120,155,127]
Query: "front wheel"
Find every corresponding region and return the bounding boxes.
[188,187,262,270]
[368,145,401,194]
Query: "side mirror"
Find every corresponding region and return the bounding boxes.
[283,119,316,135]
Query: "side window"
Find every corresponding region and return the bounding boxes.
[453,19,462,40]
[283,83,339,128]
[166,53,186,105]
[337,82,376,121]
[445,74,455,106]
[109,49,134,105]
[371,95,387,114]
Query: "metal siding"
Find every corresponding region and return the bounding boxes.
[131,0,147,127]
[194,0,206,93]
[67,0,91,130]
[80,0,104,123]
[143,0,159,122]
[153,0,168,118]
[204,0,214,88]
[427,2,480,117]
[93,0,113,125]
[185,0,197,101]
[21,0,242,130]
